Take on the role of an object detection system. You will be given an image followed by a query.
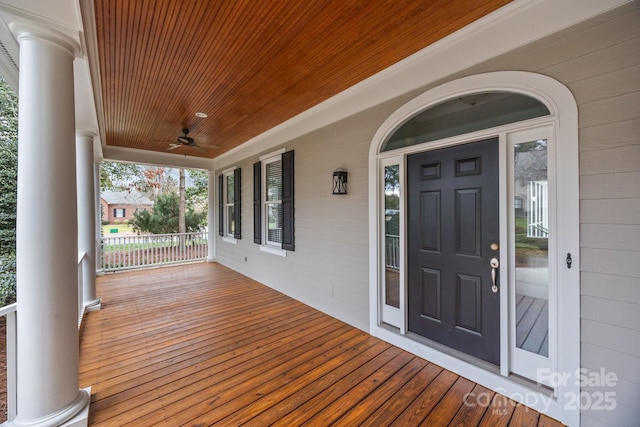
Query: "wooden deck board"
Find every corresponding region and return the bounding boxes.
[79,262,564,426]
[516,294,550,357]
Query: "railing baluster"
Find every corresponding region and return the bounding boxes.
[0,302,18,422]
[100,231,208,272]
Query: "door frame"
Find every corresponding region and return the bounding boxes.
[368,72,579,426]
[406,138,502,366]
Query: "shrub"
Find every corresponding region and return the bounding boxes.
[0,254,16,306]
[114,219,122,225]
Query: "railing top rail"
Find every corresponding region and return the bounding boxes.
[0,302,17,317]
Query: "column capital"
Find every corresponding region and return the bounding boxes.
[76,129,98,144]
[76,129,97,139]
[9,19,80,58]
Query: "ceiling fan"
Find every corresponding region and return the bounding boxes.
[167,128,218,151]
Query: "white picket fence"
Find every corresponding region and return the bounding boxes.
[100,231,208,272]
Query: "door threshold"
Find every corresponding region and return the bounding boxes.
[378,323,555,397]
[404,330,501,376]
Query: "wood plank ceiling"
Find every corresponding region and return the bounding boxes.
[94,0,512,159]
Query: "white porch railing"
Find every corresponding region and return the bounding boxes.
[101,231,208,272]
[385,234,400,269]
[78,252,87,328]
[0,252,90,424]
[1,302,17,423]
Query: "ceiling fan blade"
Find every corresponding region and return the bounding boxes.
[167,144,181,151]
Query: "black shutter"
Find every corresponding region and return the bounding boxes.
[253,161,262,244]
[113,208,116,217]
[218,174,224,236]
[233,168,241,239]
[282,150,295,251]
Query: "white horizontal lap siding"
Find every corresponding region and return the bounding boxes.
[288,117,374,330]
[560,5,640,427]
[471,3,640,426]
[215,108,388,331]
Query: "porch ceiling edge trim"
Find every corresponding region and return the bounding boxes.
[0,13,18,90]
[78,0,106,157]
[212,0,631,169]
[0,3,80,42]
[102,145,213,170]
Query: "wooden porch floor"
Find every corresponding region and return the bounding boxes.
[79,263,563,426]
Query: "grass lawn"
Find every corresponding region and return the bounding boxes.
[102,223,134,235]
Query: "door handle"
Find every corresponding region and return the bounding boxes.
[490,257,499,293]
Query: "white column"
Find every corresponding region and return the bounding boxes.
[207,170,216,261]
[76,131,101,311]
[11,21,90,426]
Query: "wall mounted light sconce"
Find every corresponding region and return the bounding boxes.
[332,168,348,195]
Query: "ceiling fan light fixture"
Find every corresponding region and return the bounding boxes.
[177,128,193,144]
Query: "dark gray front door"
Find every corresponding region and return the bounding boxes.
[407,138,500,365]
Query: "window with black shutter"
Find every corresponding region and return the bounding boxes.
[219,167,241,241]
[253,149,294,253]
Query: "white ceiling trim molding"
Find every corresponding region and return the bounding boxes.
[78,0,106,157]
[214,0,632,168]
[0,1,81,44]
[0,15,18,89]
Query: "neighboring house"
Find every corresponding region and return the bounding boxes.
[99,190,153,225]
[1,1,639,427]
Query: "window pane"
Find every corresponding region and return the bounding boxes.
[384,164,400,308]
[226,174,234,204]
[382,92,550,152]
[266,159,282,202]
[267,203,283,243]
[514,139,549,357]
[227,205,235,236]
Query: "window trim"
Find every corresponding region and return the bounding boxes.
[263,155,283,248]
[254,148,294,255]
[219,166,241,243]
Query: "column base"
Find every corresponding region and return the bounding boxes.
[83,298,102,312]
[60,387,91,427]
[10,387,91,427]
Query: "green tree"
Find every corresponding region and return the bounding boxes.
[130,192,205,235]
[101,162,173,200]
[186,169,208,209]
[100,161,142,191]
[0,138,17,254]
[0,76,18,305]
